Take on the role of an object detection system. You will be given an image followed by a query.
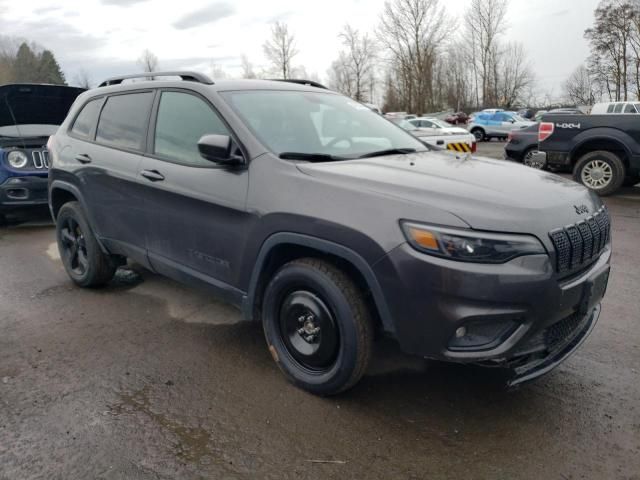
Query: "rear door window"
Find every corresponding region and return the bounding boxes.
[153,91,230,166]
[613,103,624,113]
[71,99,102,140]
[96,92,154,151]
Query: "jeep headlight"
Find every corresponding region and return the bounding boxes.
[401,222,546,263]
[7,150,29,169]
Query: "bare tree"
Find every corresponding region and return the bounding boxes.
[210,63,228,80]
[564,65,600,105]
[137,49,159,79]
[585,1,635,101]
[332,25,377,101]
[497,42,534,107]
[240,54,257,79]
[464,0,508,106]
[72,68,92,89]
[378,0,454,113]
[263,21,298,79]
[327,52,356,97]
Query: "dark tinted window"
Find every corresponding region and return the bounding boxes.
[154,91,229,166]
[71,99,102,139]
[614,103,624,113]
[96,92,153,151]
[607,104,615,113]
[624,103,636,113]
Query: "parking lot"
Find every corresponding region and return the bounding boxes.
[1,149,639,479]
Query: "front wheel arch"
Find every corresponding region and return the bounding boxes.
[243,233,395,335]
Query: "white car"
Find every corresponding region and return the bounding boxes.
[404,117,476,152]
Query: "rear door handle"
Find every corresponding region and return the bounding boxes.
[75,154,92,164]
[140,169,165,182]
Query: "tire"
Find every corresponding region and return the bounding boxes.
[573,150,626,196]
[471,128,485,142]
[623,175,640,187]
[522,147,544,169]
[56,201,116,287]
[261,258,373,396]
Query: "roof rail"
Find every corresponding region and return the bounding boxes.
[269,79,329,90]
[98,71,214,88]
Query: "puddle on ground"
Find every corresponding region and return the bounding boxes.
[109,386,214,464]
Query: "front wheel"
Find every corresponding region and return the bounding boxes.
[261,258,373,396]
[56,201,116,287]
[573,151,626,196]
[471,129,485,142]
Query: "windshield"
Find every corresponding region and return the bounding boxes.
[222,91,427,158]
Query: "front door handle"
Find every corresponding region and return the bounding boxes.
[140,169,165,182]
[75,154,92,164]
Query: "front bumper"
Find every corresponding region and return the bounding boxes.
[373,242,610,369]
[0,175,49,210]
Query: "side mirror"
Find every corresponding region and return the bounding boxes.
[198,134,243,165]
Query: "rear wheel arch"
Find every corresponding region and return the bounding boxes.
[570,137,631,170]
[243,233,394,336]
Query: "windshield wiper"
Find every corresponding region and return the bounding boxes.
[279,152,347,162]
[358,148,417,159]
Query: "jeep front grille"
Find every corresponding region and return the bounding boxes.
[549,206,610,273]
[31,150,50,169]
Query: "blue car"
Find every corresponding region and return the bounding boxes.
[0,84,84,223]
[468,110,535,142]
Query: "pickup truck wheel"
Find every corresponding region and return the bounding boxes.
[261,258,373,396]
[56,201,116,287]
[574,151,625,196]
[471,128,485,142]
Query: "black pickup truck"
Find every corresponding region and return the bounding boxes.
[538,114,640,195]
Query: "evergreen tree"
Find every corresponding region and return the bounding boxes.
[38,50,66,84]
[13,42,38,82]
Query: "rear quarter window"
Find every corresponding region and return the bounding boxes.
[607,104,615,113]
[96,92,154,151]
[70,99,102,139]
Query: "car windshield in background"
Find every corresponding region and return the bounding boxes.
[222,91,427,159]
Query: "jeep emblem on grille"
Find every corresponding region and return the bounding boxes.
[574,204,589,215]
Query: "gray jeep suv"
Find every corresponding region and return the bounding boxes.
[48,72,611,395]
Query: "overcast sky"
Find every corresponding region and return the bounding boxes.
[0,0,599,97]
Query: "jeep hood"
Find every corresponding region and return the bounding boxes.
[0,84,85,130]
[296,151,601,234]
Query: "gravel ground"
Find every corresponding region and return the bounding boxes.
[1,165,639,479]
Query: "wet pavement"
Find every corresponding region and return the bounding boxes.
[1,184,639,479]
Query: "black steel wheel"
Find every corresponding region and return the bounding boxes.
[56,201,116,287]
[279,290,340,371]
[262,258,373,396]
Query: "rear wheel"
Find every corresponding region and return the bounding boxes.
[261,258,373,396]
[522,147,544,169]
[573,150,626,196]
[56,201,116,287]
[471,128,485,142]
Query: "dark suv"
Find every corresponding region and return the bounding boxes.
[48,72,612,395]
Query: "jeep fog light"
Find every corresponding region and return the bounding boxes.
[448,321,518,351]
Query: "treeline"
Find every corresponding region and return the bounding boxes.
[0,38,66,85]
[248,0,535,113]
[566,0,640,104]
